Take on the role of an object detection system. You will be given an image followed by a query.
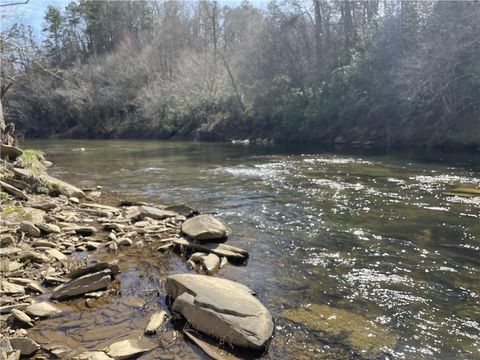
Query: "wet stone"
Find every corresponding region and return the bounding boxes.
[74,351,113,360]
[104,338,154,360]
[10,337,40,356]
[69,262,119,279]
[51,269,112,300]
[144,310,167,334]
[25,302,61,318]
[181,214,228,242]
[166,274,273,349]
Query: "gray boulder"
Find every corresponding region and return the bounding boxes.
[20,221,41,238]
[164,205,197,218]
[165,274,273,349]
[10,338,40,356]
[51,269,112,300]
[189,252,220,275]
[181,215,228,242]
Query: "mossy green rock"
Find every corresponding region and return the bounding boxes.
[2,206,45,223]
[282,304,397,359]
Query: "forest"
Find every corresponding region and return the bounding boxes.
[1,0,480,148]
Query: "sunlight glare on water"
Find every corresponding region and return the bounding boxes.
[26,140,480,359]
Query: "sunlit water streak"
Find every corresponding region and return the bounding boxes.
[26,140,480,359]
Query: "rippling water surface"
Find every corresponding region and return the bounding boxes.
[26,140,480,359]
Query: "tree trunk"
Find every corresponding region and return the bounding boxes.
[313,0,323,69]
[0,100,5,135]
[342,0,354,50]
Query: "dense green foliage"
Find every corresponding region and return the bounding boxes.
[2,1,480,147]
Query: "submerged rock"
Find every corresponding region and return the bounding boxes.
[281,303,397,359]
[144,310,167,334]
[444,185,480,197]
[74,351,113,360]
[165,274,273,349]
[181,215,228,242]
[104,338,153,359]
[184,331,241,360]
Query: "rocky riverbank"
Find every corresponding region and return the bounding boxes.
[0,147,273,360]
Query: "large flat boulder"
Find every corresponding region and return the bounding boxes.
[165,274,273,349]
[51,269,112,300]
[181,215,228,242]
[1,144,23,160]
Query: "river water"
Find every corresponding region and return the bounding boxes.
[25,140,480,360]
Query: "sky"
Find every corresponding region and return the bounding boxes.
[1,0,69,40]
[0,0,270,42]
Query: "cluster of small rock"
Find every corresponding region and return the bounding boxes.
[1,152,272,359]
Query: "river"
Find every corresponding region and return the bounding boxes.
[25,139,480,360]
